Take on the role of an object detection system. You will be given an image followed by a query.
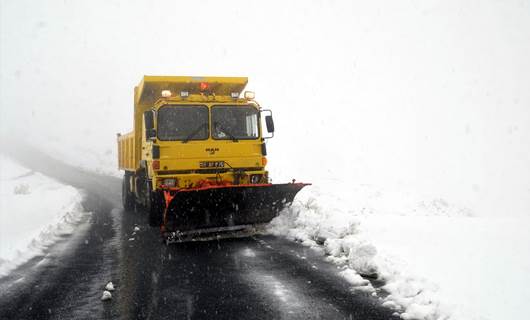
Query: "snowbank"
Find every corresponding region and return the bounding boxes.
[270,181,530,320]
[0,155,90,277]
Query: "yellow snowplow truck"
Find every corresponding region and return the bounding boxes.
[117,76,309,243]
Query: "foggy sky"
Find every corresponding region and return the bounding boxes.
[1,0,529,216]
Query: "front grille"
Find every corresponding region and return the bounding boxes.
[157,167,263,176]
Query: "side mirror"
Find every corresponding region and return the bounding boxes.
[144,110,156,140]
[265,115,275,133]
[261,110,275,139]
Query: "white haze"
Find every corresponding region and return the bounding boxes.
[1,0,529,217]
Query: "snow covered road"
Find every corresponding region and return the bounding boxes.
[0,146,395,319]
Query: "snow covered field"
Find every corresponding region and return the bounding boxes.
[362,214,530,320]
[0,155,89,277]
[270,182,530,320]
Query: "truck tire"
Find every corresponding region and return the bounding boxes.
[146,181,163,227]
[122,174,135,211]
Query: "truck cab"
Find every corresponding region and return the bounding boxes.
[143,94,273,191]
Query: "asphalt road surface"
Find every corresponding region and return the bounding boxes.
[0,146,396,320]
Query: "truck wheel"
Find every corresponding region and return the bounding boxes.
[146,182,163,227]
[122,174,135,211]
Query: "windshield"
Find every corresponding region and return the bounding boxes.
[211,106,259,140]
[157,105,209,141]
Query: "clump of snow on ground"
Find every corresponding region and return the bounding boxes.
[0,155,90,277]
[105,281,115,291]
[270,181,530,320]
[101,290,112,301]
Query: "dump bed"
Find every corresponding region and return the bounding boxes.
[117,132,135,171]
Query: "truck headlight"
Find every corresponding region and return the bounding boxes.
[162,178,176,188]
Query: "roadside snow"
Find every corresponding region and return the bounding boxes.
[362,214,530,320]
[270,181,530,320]
[105,281,115,291]
[101,290,112,301]
[0,155,90,277]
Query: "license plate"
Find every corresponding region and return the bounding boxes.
[199,161,225,168]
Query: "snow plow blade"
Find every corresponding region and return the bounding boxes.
[160,183,309,243]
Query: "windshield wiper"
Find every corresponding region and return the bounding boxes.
[182,123,208,143]
[214,122,238,142]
